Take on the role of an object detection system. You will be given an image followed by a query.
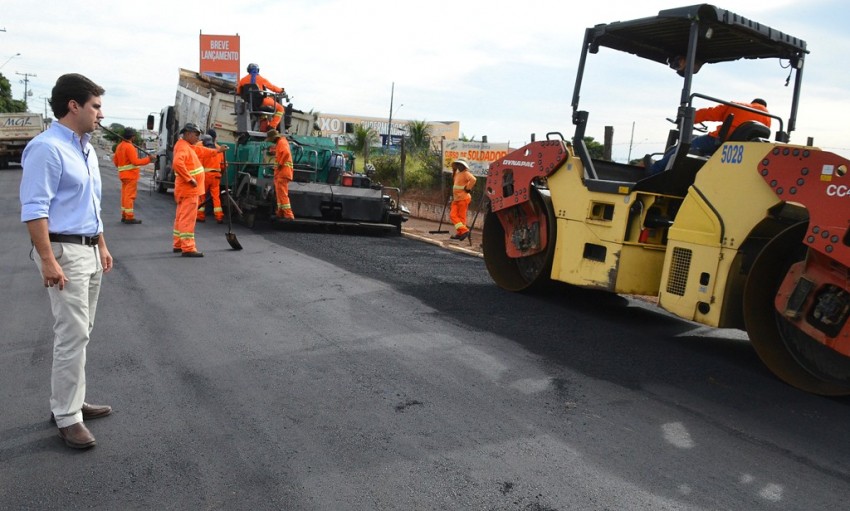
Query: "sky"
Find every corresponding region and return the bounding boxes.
[3,0,850,162]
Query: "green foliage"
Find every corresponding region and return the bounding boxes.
[404,120,432,154]
[101,123,126,144]
[370,153,400,187]
[584,136,605,159]
[403,151,439,190]
[0,73,27,113]
[348,124,379,161]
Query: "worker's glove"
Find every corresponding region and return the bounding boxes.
[464,188,473,194]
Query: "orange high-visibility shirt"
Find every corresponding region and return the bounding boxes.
[272,137,293,181]
[113,140,151,174]
[197,145,223,173]
[236,74,283,94]
[695,102,771,138]
[173,139,205,197]
[452,169,477,200]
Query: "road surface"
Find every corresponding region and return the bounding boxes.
[1,157,849,510]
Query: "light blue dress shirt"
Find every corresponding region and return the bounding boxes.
[20,122,103,236]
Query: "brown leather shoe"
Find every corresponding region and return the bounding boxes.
[81,402,113,420]
[57,422,96,449]
[50,402,112,423]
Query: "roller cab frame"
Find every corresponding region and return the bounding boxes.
[483,4,850,394]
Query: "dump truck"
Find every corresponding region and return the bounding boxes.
[0,112,44,169]
[154,68,407,232]
[482,4,850,395]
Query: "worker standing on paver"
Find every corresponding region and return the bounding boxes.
[266,130,295,220]
[266,129,295,220]
[113,127,151,224]
[449,159,476,241]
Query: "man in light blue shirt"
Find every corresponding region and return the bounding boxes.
[20,73,114,449]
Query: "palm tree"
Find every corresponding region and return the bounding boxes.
[405,120,432,153]
[349,124,379,161]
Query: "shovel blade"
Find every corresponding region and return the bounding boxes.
[226,232,243,250]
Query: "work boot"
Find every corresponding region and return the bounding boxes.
[181,251,204,258]
[121,218,142,224]
[457,231,470,241]
[57,422,96,449]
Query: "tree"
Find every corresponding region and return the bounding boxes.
[404,120,432,153]
[348,124,379,162]
[0,73,27,113]
[583,136,605,159]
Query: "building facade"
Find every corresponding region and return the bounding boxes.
[316,113,460,147]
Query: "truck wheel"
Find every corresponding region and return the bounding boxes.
[482,188,555,292]
[744,222,850,395]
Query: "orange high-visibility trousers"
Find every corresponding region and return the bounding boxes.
[274,174,294,219]
[119,169,140,220]
[261,97,285,131]
[450,197,471,235]
[197,172,223,222]
[173,193,199,253]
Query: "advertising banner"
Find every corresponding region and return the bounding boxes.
[199,33,240,82]
[442,140,511,177]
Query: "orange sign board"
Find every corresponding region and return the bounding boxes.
[199,34,240,81]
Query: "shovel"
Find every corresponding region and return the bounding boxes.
[222,176,243,250]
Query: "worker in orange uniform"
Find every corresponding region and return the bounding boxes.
[236,63,285,132]
[449,159,477,241]
[650,98,770,173]
[266,129,295,220]
[113,127,151,224]
[196,133,226,223]
[171,123,224,257]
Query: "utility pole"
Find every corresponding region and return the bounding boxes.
[16,71,36,110]
[386,82,394,148]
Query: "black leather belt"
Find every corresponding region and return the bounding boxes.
[48,233,100,246]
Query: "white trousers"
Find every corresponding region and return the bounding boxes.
[34,242,103,428]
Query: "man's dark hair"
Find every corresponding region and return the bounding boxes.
[752,98,767,107]
[49,73,105,119]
